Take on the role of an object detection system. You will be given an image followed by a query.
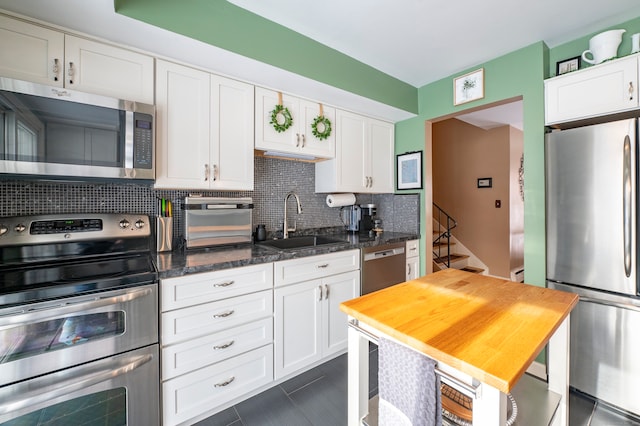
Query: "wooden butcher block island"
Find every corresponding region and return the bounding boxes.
[340,269,579,426]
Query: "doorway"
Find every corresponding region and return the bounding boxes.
[428,99,524,279]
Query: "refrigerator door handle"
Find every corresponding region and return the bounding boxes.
[623,134,632,278]
[580,295,640,313]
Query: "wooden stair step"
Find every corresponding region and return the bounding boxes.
[433,241,456,249]
[433,254,468,264]
[460,266,484,274]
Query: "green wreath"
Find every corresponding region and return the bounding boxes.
[311,115,332,140]
[270,104,293,133]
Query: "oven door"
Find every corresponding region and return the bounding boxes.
[0,344,159,425]
[0,283,158,386]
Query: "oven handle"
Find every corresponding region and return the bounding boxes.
[1,286,153,328]
[0,353,153,416]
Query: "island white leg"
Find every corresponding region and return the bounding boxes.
[472,383,506,425]
[347,319,369,426]
[548,314,570,426]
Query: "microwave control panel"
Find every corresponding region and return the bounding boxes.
[133,112,153,169]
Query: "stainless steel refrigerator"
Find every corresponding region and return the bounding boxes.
[546,117,640,416]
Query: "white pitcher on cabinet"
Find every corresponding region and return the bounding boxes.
[582,29,626,65]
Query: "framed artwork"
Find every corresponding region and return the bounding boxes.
[556,56,581,75]
[454,68,484,105]
[397,151,423,190]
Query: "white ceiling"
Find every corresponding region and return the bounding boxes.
[0,0,638,126]
[228,0,640,87]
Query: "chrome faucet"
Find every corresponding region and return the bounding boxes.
[283,191,302,239]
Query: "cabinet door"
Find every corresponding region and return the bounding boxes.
[368,118,394,193]
[0,15,64,86]
[255,87,300,153]
[336,109,368,191]
[274,280,323,379]
[300,99,335,158]
[155,60,211,189]
[210,75,254,190]
[323,270,359,356]
[545,56,638,125]
[64,35,154,104]
[407,257,420,280]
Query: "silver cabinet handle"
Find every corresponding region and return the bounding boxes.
[301,134,306,147]
[214,376,235,387]
[318,285,323,301]
[204,164,210,181]
[324,284,329,299]
[623,135,632,277]
[213,280,234,288]
[408,264,412,276]
[630,81,635,100]
[67,61,75,84]
[213,164,218,181]
[53,58,60,81]
[213,310,234,319]
[296,133,300,147]
[316,263,329,269]
[213,340,235,350]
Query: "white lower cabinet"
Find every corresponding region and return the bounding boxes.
[160,263,274,426]
[274,251,360,379]
[162,345,273,426]
[406,239,420,280]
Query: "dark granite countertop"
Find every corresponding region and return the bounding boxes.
[153,231,419,279]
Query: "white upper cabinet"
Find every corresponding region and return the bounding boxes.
[155,60,254,190]
[255,87,335,159]
[0,15,154,104]
[0,15,64,86]
[64,36,154,104]
[315,109,394,193]
[545,55,639,125]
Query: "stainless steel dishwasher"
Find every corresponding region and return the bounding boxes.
[361,242,406,294]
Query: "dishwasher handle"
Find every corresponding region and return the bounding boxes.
[363,247,405,262]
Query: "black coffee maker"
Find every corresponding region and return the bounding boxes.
[359,204,377,233]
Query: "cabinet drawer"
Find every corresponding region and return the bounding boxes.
[406,239,420,258]
[161,290,272,345]
[162,345,273,426]
[162,317,273,380]
[161,263,273,312]
[274,249,360,287]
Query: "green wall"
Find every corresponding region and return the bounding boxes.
[396,42,549,287]
[113,0,418,114]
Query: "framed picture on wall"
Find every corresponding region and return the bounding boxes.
[397,151,423,190]
[454,68,484,105]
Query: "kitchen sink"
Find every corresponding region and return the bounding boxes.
[258,235,345,250]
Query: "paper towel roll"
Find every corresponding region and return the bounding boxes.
[326,193,356,208]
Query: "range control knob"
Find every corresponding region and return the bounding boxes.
[0,225,7,236]
[119,219,130,229]
[135,219,145,229]
[15,224,26,233]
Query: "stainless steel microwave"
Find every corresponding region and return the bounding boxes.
[0,77,154,180]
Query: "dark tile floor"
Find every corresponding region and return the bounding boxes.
[197,344,640,426]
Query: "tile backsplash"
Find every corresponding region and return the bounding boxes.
[0,156,420,244]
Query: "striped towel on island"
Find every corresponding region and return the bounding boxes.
[378,337,442,426]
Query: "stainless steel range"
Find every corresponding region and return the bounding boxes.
[0,213,159,425]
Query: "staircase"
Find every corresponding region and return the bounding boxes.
[433,203,485,274]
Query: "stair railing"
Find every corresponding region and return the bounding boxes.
[433,203,457,268]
